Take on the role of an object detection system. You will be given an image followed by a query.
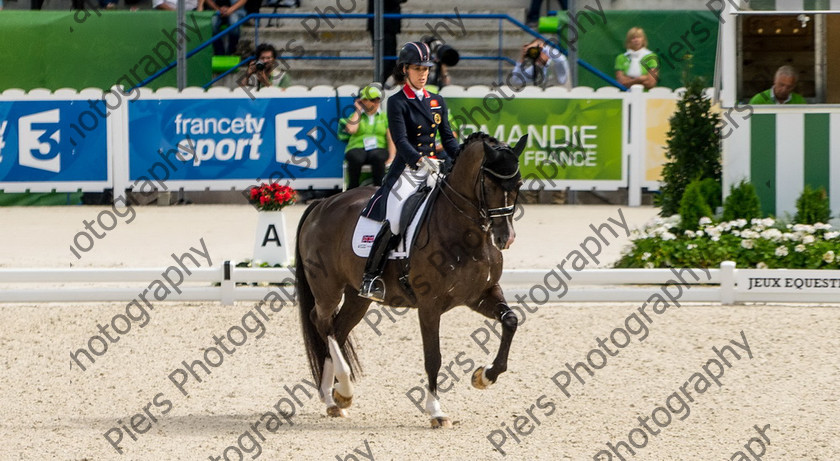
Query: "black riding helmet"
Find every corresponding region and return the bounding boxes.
[397,41,435,67]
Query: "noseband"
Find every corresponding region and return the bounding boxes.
[480,164,519,219]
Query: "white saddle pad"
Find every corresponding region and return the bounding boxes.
[352,192,434,259]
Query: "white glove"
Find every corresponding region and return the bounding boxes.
[419,156,441,175]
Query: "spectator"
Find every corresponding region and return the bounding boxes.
[204,0,247,55]
[615,27,659,90]
[338,84,395,189]
[154,0,200,10]
[367,0,406,84]
[511,39,570,88]
[749,65,806,105]
[237,43,291,90]
[525,0,568,29]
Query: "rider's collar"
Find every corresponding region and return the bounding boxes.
[402,83,430,100]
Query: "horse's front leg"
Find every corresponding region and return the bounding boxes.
[418,308,452,428]
[470,284,517,389]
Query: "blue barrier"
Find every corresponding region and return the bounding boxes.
[137,12,625,91]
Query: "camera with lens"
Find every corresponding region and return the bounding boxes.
[525,45,542,60]
[255,62,267,72]
[421,36,460,67]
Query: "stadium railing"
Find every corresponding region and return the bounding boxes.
[134,12,626,92]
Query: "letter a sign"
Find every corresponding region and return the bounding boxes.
[253,212,290,266]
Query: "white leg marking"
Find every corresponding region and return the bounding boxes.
[481,365,493,387]
[425,388,448,420]
[327,335,354,398]
[320,357,336,407]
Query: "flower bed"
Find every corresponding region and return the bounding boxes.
[615,216,839,269]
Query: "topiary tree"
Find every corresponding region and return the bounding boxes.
[795,185,832,224]
[679,179,714,230]
[656,77,721,216]
[723,179,762,222]
[698,177,722,214]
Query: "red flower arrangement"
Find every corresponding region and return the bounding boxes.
[248,183,297,211]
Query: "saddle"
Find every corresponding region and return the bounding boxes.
[351,185,439,260]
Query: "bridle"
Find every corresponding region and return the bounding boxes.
[439,155,520,233]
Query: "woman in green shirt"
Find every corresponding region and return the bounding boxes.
[615,27,659,90]
[338,85,396,189]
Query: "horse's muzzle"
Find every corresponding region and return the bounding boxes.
[492,218,516,250]
[505,230,516,249]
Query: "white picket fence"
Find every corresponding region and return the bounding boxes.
[1,261,838,305]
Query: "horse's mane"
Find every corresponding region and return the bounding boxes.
[458,132,502,152]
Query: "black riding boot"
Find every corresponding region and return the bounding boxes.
[359,221,395,302]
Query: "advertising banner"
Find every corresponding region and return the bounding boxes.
[0,99,109,191]
[127,96,345,190]
[737,269,840,294]
[644,98,678,189]
[445,96,625,189]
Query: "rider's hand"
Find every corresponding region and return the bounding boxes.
[418,156,440,175]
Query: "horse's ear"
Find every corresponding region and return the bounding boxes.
[512,134,528,158]
[482,140,499,161]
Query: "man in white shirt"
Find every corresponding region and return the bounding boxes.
[511,39,570,89]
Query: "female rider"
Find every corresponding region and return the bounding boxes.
[358,41,461,301]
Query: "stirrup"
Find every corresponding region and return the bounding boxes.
[359,276,385,302]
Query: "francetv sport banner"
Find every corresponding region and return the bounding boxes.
[442,88,626,190]
[126,93,346,191]
[0,97,110,192]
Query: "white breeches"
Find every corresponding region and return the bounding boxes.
[385,166,432,235]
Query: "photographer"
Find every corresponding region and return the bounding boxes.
[237,44,291,90]
[511,39,570,89]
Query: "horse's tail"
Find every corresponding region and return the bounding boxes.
[296,201,328,386]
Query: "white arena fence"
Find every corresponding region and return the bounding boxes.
[1,261,838,305]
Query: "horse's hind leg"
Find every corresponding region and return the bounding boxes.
[418,308,452,428]
[469,284,518,389]
[322,288,372,417]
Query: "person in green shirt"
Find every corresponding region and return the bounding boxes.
[615,27,659,90]
[749,65,806,105]
[338,85,396,189]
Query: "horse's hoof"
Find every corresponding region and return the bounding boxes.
[471,367,491,390]
[326,405,349,418]
[430,417,453,429]
[332,389,353,409]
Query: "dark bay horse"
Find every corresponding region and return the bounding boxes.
[295,132,527,427]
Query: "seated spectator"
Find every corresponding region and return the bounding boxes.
[749,65,806,105]
[203,0,247,55]
[153,0,200,10]
[338,85,395,189]
[511,39,570,88]
[237,43,291,90]
[615,27,659,90]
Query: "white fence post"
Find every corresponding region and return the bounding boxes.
[720,260,736,305]
[627,84,645,206]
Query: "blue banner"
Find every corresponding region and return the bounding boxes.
[0,100,109,184]
[127,97,345,187]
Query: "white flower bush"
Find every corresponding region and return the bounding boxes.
[616,215,840,269]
